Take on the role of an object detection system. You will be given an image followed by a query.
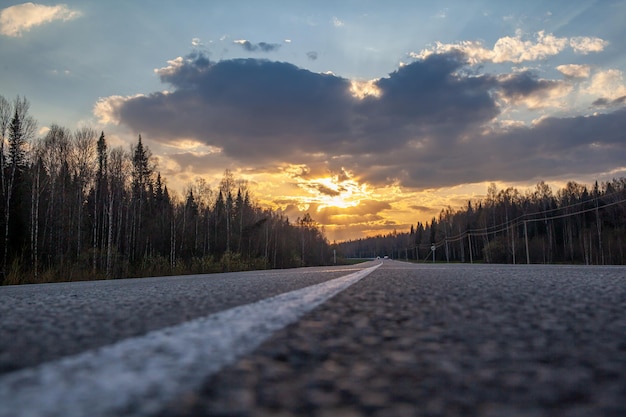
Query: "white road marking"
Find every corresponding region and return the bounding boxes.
[0,263,381,417]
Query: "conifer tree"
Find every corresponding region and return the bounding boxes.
[130,135,153,262]
[3,97,35,277]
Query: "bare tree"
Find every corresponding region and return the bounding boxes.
[194,177,212,256]
[219,169,236,253]
[30,142,46,279]
[107,146,130,276]
[0,95,12,203]
[40,125,71,265]
[71,127,97,258]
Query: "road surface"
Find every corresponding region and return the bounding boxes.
[1,260,625,416]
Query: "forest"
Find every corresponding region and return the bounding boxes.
[339,180,626,265]
[3,94,626,285]
[0,95,332,285]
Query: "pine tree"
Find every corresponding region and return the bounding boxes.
[214,190,226,254]
[93,131,108,271]
[130,135,153,262]
[3,97,35,277]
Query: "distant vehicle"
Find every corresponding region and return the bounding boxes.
[384,256,389,259]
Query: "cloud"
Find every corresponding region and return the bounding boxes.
[94,94,144,125]
[316,199,391,225]
[154,56,187,77]
[0,2,80,37]
[306,51,318,61]
[412,31,607,64]
[164,151,230,177]
[569,36,609,54]
[556,64,591,79]
[363,109,626,189]
[583,69,626,101]
[332,17,344,27]
[97,51,626,191]
[282,199,391,229]
[496,71,571,109]
[309,183,341,197]
[409,205,440,214]
[593,96,626,108]
[233,39,281,52]
[102,54,355,162]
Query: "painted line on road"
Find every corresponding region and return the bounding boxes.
[0,262,382,417]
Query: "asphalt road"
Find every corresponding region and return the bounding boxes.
[0,265,361,373]
[2,261,626,416]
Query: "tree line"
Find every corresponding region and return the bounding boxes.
[339,180,626,265]
[0,95,332,285]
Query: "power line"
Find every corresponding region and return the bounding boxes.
[409,194,626,263]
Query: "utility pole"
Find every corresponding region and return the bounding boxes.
[524,220,530,264]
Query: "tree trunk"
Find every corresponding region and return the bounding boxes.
[170,209,176,269]
[31,162,41,279]
[3,164,16,276]
[106,195,113,277]
[595,204,604,265]
[77,187,83,260]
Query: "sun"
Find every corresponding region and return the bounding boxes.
[315,177,361,210]
[297,173,369,211]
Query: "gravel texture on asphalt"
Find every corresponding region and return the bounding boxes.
[0,264,382,417]
[0,265,363,374]
[158,261,626,417]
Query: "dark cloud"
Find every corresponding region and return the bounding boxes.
[363,51,497,138]
[497,71,563,101]
[410,205,440,214]
[165,151,232,176]
[309,183,341,197]
[593,95,626,107]
[306,51,318,60]
[109,51,626,190]
[120,56,354,161]
[359,108,626,188]
[235,40,281,52]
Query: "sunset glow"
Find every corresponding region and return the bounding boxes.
[2,1,625,242]
[349,79,382,100]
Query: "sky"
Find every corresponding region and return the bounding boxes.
[1,1,626,242]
